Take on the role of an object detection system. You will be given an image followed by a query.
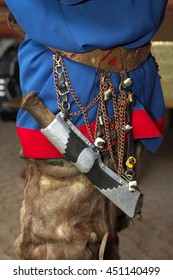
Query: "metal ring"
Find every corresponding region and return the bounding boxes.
[62,101,71,110]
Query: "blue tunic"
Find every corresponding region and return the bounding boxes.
[5,0,167,158]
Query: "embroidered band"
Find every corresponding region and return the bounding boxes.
[55,43,151,72]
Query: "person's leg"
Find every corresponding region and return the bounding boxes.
[15,158,124,259]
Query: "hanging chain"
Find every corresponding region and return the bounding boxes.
[53,54,100,142]
[99,72,118,171]
[53,53,132,176]
[114,90,127,174]
[99,72,128,174]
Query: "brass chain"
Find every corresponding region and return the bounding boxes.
[116,91,126,174]
[53,55,63,111]
[53,54,128,174]
[99,72,118,171]
[53,54,100,142]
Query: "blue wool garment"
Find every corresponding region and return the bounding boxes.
[5,0,167,158]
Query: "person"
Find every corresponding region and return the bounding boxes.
[5,0,167,260]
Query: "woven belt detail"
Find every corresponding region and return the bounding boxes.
[56,43,151,73]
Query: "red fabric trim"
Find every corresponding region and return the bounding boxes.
[132,110,164,139]
[16,127,62,158]
[16,122,96,159]
[16,112,164,159]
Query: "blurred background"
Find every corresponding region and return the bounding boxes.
[0,0,173,259]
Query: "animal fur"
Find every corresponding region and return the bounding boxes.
[15,158,129,260]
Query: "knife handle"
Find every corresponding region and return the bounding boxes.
[21,92,55,128]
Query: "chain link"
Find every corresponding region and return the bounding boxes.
[53,54,129,175]
[53,54,100,142]
[99,73,118,171]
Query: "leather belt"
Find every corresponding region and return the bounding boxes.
[55,43,151,73]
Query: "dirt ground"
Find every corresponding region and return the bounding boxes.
[0,113,173,260]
